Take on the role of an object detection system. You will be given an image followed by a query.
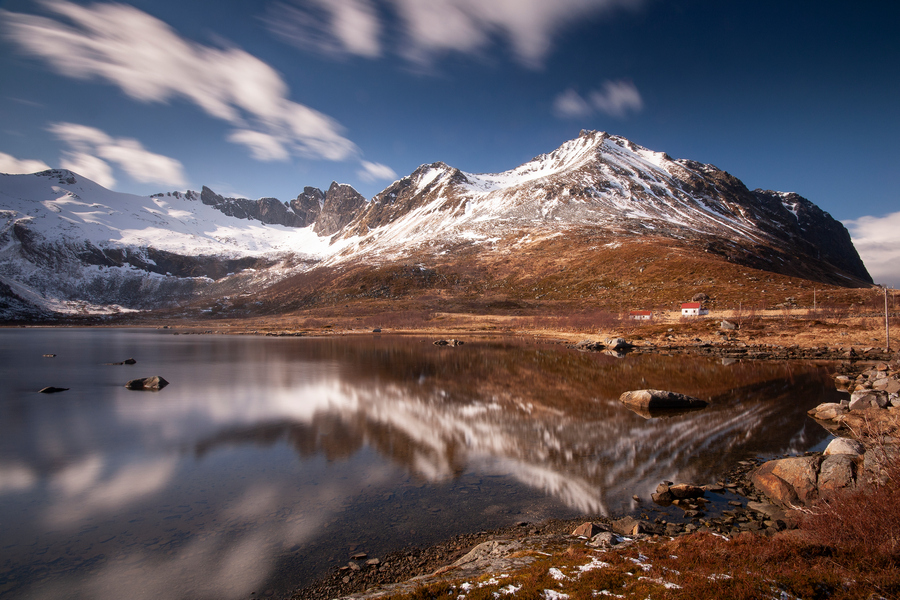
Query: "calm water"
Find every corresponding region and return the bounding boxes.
[0,329,841,599]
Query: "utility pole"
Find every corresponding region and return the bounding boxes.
[886,286,891,352]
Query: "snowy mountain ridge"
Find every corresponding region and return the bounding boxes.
[0,132,871,318]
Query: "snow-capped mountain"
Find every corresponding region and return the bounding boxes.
[0,131,871,319]
[338,131,867,280]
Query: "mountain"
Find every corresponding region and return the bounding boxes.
[0,132,872,320]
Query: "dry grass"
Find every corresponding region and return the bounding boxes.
[378,417,900,600]
[801,414,900,566]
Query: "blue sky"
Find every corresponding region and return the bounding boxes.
[1,0,898,284]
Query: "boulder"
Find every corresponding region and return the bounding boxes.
[817,455,857,496]
[823,438,865,456]
[669,483,705,499]
[611,516,642,536]
[571,522,608,538]
[587,532,621,548]
[619,389,707,410]
[125,376,169,391]
[605,338,632,351]
[833,375,852,391]
[38,386,69,393]
[873,379,900,394]
[574,340,604,352]
[720,320,738,331]
[849,390,888,410]
[750,456,822,508]
[433,339,464,347]
[651,482,674,505]
[808,402,847,421]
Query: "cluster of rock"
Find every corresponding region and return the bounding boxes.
[571,338,633,356]
[433,339,464,347]
[808,358,900,436]
[751,354,899,510]
[648,342,895,362]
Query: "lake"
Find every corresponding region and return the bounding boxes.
[0,329,842,599]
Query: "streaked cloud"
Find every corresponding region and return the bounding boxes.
[2,0,357,163]
[265,0,381,59]
[267,0,644,67]
[553,80,643,119]
[358,160,398,182]
[49,122,187,188]
[0,152,50,174]
[844,211,900,287]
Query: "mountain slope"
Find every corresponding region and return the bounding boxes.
[0,170,336,316]
[0,133,872,319]
[336,131,868,284]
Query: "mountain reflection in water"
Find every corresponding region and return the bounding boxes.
[0,330,840,599]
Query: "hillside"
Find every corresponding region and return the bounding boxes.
[0,132,873,321]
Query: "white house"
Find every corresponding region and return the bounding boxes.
[681,302,709,317]
[629,310,652,320]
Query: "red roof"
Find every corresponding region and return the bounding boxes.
[681,302,702,309]
[630,310,652,315]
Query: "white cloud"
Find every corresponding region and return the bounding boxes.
[358,160,398,182]
[0,152,50,174]
[49,122,187,188]
[59,150,116,188]
[553,80,643,119]
[589,80,643,117]
[844,211,900,287]
[552,89,593,119]
[2,0,357,163]
[268,0,644,67]
[265,0,381,58]
[227,130,290,162]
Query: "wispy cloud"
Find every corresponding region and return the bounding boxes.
[844,211,900,287]
[0,152,50,174]
[49,122,187,189]
[267,0,644,67]
[357,160,398,183]
[265,0,381,59]
[553,80,643,119]
[1,0,357,163]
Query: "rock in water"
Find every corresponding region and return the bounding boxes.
[39,386,69,393]
[125,376,169,391]
[619,389,707,410]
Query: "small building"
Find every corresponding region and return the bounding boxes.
[629,310,652,320]
[681,302,709,317]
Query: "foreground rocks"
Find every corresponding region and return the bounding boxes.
[751,355,899,509]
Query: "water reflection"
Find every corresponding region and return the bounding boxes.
[0,330,839,599]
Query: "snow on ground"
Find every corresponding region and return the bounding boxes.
[0,171,335,260]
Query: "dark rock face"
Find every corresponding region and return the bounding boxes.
[290,187,325,227]
[752,190,872,284]
[314,182,367,236]
[199,186,306,228]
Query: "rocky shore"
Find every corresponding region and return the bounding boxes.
[293,347,900,600]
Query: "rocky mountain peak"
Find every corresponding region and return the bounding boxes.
[314,182,367,236]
